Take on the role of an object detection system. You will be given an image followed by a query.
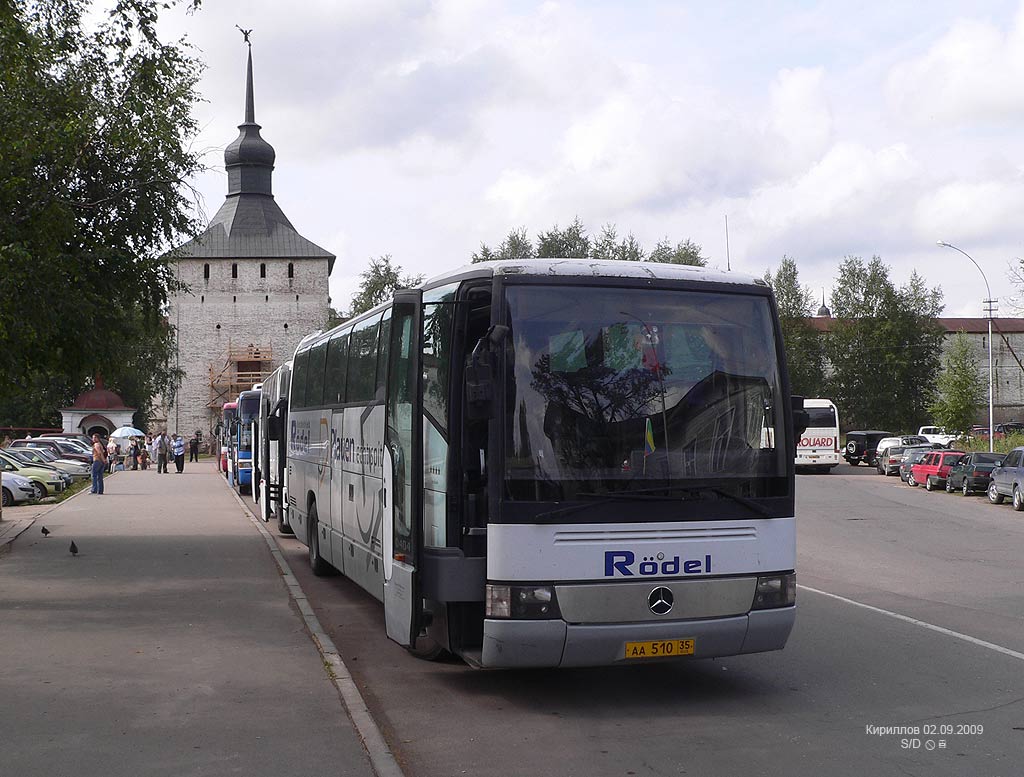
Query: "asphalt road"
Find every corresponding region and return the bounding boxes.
[250,463,1024,777]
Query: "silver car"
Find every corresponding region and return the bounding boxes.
[2,471,37,506]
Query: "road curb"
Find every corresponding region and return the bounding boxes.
[224,480,405,777]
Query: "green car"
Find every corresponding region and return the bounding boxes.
[8,446,90,481]
[0,449,66,498]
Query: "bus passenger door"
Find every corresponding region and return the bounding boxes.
[383,290,424,647]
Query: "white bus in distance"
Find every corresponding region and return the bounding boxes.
[257,362,292,534]
[795,398,840,473]
[282,259,805,668]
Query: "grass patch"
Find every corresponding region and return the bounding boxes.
[54,478,91,502]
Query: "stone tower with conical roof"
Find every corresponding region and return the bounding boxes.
[164,37,334,438]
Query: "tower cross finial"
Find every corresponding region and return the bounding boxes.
[236,25,252,45]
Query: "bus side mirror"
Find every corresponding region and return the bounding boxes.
[465,325,510,421]
[791,395,809,439]
[267,416,281,441]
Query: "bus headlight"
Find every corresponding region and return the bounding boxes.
[486,584,560,619]
[751,573,796,610]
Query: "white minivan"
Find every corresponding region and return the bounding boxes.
[796,398,840,473]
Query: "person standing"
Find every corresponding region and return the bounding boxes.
[140,436,150,470]
[90,433,107,494]
[188,435,199,462]
[172,434,186,473]
[106,437,119,473]
[155,431,170,474]
[128,438,140,470]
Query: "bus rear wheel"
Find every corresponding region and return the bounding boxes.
[307,503,333,576]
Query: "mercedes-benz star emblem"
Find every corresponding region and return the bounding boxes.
[648,586,674,615]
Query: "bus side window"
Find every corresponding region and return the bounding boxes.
[325,332,350,406]
[346,314,382,404]
[307,341,328,408]
[292,350,311,410]
[375,309,392,403]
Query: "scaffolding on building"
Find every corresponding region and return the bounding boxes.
[208,341,275,410]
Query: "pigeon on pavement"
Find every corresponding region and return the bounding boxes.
[69,541,78,556]
[41,527,50,537]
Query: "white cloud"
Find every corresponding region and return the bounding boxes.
[886,7,1024,125]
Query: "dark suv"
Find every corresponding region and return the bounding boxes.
[843,430,892,467]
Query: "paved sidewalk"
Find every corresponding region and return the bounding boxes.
[0,465,377,777]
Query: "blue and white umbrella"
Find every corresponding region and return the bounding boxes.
[110,426,145,439]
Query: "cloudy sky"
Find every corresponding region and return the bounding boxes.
[159,0,1024,317]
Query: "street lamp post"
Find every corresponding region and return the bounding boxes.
[937,241,995,453]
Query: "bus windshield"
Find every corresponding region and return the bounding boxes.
[503,284,787,501]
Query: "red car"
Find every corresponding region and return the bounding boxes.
[909,450,966,490]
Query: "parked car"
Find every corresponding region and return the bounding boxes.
[6,447,88,481]
[917,426,960,447]
[987,446,1024,509]
[877,444,933,476]
[899,448,933,483]
[39,432,93,446]
[946,452,1003,496]
[843,430,892,467]
[876,435,931,458]
[993,422,1024,440]
[0,449,67,498]
[10,438,91,464]
[1,470,37,506]
[909,450,966,490]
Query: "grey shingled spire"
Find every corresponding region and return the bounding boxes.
[224,39,277,196]
[173,34,335,271]
[817,289,831,318]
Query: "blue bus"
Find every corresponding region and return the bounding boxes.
[233,389,261,493]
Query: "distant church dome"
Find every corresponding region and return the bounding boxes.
[71,376,131,410]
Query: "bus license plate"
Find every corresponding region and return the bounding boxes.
[625,639,695,659]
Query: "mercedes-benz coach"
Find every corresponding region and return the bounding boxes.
[283,260,805,668]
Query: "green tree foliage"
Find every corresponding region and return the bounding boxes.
[825,256,945,431]
[537,217,590,258]
[763,256,826,398]
[648,237,707,266]
[590,224,645,262]
[0,0,203,428]
[472,227,533,263]
[473,221,708,265]
[348,255,425,317]
[929,332,985,434]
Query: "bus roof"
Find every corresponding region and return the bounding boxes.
[421,258,762,289]
[297,259,769,356]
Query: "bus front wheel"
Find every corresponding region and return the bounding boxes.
[406,605,446,661]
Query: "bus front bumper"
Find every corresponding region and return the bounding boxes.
[480,607,795,668]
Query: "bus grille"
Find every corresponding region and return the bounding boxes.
[553,526,757,544]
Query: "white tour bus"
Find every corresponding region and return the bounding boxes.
[795,398,840,473]
[258,362,292,532]
[282,259,804,668]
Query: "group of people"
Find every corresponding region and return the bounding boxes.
[90,431,201,493]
